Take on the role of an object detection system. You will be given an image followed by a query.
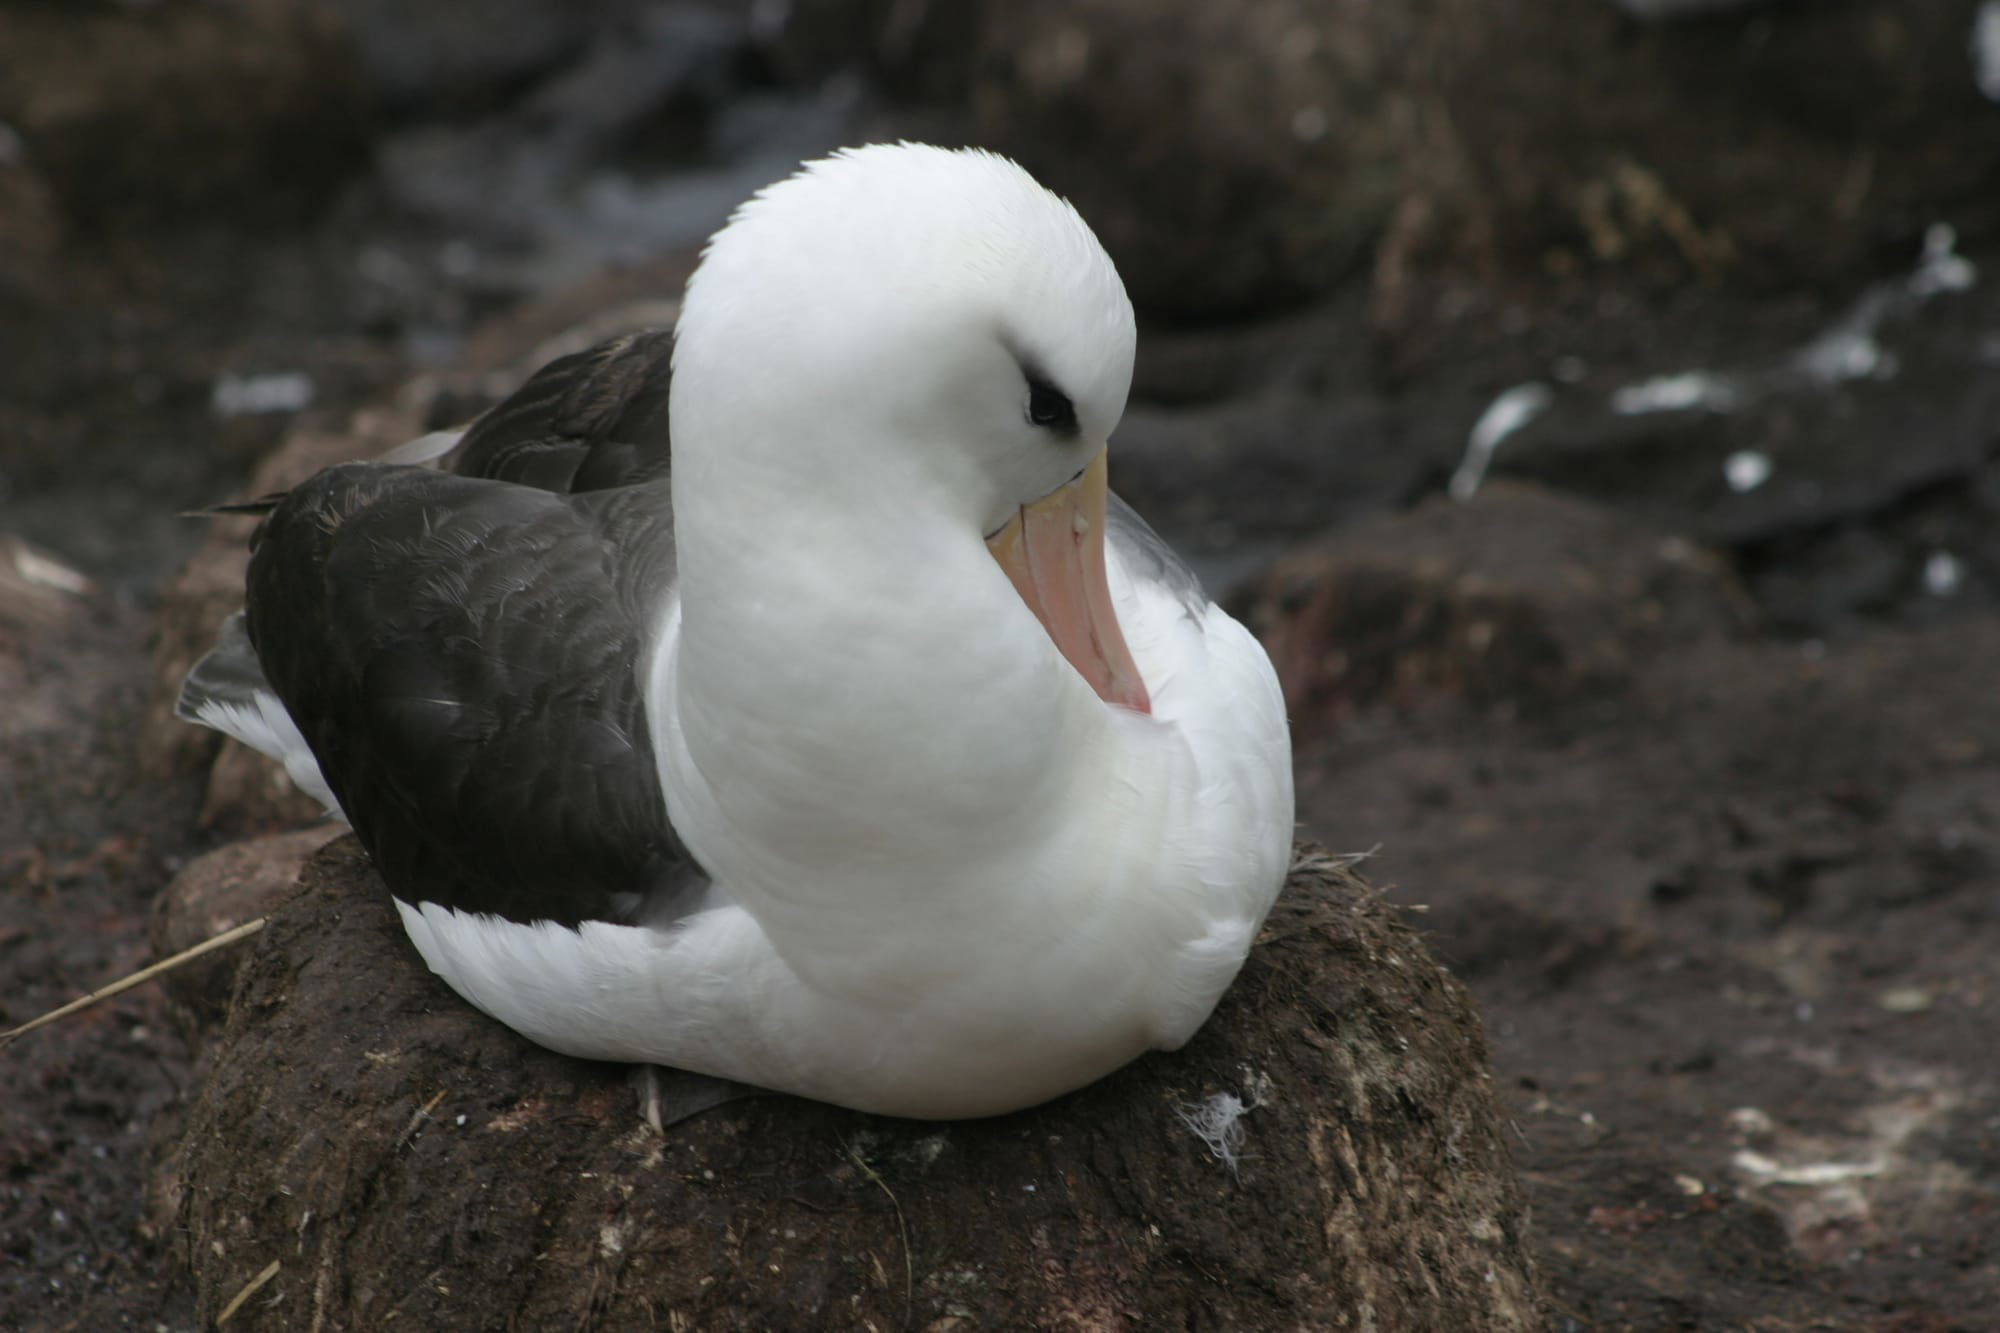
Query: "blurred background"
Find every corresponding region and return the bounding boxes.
[3,1,1997,1327]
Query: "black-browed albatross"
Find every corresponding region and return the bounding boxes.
[179,143,1294,1120]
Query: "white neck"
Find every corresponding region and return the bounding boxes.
[650,450,1122,991]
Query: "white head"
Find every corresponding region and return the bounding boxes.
[670,143,1137,539]
[667,143,1151,715]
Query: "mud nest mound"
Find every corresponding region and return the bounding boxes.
[163,837,1538,1328]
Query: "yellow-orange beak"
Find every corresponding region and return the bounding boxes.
[986,451,1152,714]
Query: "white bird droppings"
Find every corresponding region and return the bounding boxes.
[1910,223,1977,298]
[211,371,315,418]
[1974,1,2000,102]
[9,540,93,596]
[1449,382,1553,501]
[1723,450,1773,494]
[1923,551,1964,597]
[1611,371,1742,416]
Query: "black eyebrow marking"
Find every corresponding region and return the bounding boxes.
[1022,366,1078,437]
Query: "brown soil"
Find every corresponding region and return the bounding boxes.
[1,558,205,1328]
[1260,492,2000,1330]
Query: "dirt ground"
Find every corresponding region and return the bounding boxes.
[5,8,2000,1324]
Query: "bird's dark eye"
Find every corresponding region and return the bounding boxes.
[1025,375,1078,435]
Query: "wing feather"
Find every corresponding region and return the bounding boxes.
[237,329,698,927]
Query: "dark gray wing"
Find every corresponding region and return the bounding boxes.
[243,456,694,929]
[445,329,675,494]
[1108,492,1209,618]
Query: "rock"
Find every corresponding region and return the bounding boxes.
[371,6,743,237]
[1742,452,2000,633]
[1410,0,2000,290]
[0,137,62,301]
[452,255,691,377]
[149,828,340,1026]
[785,0,2000,314]
[0,537,103,753]
[168,838,1539,1329]
[1608,0,1773,15]
[1115,391,1424,569]
[365,7,842,298]
[1243,482,1751,733]
[1128,298,1367,408]
[424,251,694,426]
[806,0,1412,320]
[0,0,368,230]
[191,741,333,840]
[1463,262,2000,556]
[332,0,643,114]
